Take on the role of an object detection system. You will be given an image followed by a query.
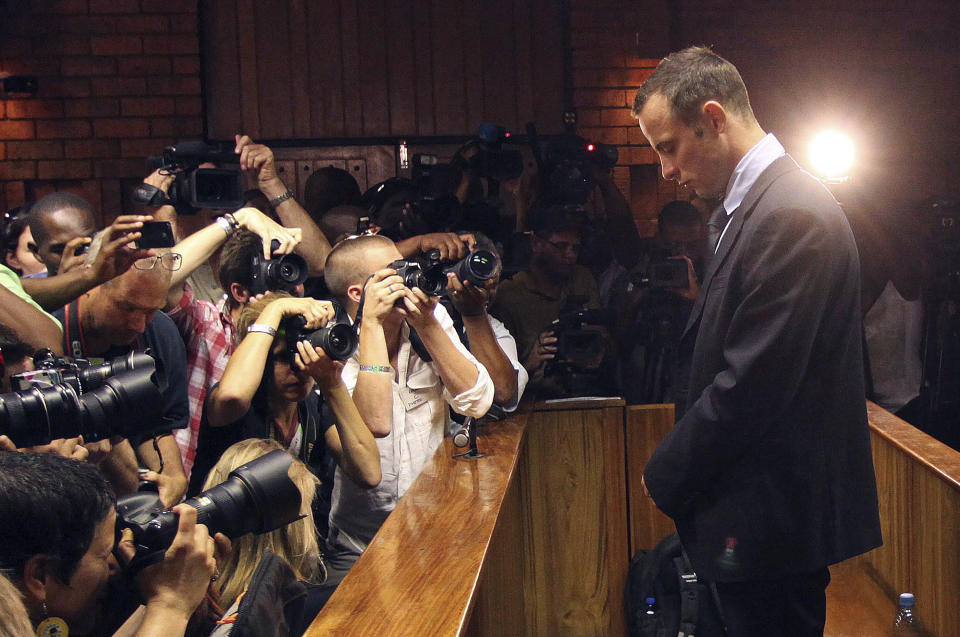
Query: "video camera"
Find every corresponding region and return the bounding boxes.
[280,300,358,362]
[250,238,309,294]
[0,350,161,447]
[539,134,618,205]
[457,123,524,182]
[138,141,245,211]
[628,257,690,290]
[115,449,303,573]
[389,247,503,299]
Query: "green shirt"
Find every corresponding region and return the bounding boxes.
[0,264,63,331]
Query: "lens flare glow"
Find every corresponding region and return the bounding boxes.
[808,130,854,181]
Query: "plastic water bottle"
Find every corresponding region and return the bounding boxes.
[893,593,920,635]
[639,597,659,636]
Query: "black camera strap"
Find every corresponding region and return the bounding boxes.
[63,297,88,359]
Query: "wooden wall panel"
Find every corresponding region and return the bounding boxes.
[625,405,677,554]
[203,0,566,140]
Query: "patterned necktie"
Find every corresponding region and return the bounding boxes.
[706,204,729,253]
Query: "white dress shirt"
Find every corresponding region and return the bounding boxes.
[715,133,786,251]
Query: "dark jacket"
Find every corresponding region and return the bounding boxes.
[643,155,882,582]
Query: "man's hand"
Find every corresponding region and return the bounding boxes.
[57,236,93,275]
[398,286,439,331]
[233,207,302,259]
[446,273,490,317]
[0,434,91,461]
[122,505,229,620]
[235,134,283,191]
[139,469,188,509]
[417,232,476,260]
[295,340,343,389]
[143,168,174,197]
[361,269,405,325]
[667,256,700,302]
[524,330,557,371]
[87,215,156,285]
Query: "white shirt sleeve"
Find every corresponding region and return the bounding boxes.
[433,304,494,418]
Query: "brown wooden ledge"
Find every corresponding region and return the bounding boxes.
[306,410,528,636]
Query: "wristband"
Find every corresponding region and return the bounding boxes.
[246,323,277,337]
[268,189,294,207]
[215,216,233,236]
[359,364,393,373]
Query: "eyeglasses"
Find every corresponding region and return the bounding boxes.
[134,252,182,271]
[540,237,582,254]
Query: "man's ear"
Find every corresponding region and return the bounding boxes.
[21,554,52,603]
[701,101,727,135]
[229,282,251,305]
[347,282,363,306]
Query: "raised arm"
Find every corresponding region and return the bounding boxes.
[235,134,331,275]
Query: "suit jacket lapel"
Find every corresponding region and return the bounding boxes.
[680,155,801,341]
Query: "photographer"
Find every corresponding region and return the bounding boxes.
[321,234,493,587]
[2,208,47,277]
[189,293,381,496]
[611,200,705,404]
[0,452,225,637]
[0,264,64,354]
[165,227,304,478]
[53,260,190,506]
[490,217,602,397]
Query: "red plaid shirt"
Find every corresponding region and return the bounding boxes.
[167,285,236,477]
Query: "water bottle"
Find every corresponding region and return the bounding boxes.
[639,596,659,636]
[893,593,920,635]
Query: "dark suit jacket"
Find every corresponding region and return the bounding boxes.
[644,155,882,582]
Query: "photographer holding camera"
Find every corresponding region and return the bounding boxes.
[611,200,706,404]
[189,292,381,497]
[0,451,226,637]
[320,234,493,587]
[490,217,604,397]
[53,257,190,506]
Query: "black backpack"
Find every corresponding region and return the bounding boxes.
[626,533,726,637]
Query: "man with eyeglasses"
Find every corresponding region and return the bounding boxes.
[52,254,191,507]
[490,216,602,396]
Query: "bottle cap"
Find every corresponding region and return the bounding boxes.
[645,597,656,604]
[899,593,915,607]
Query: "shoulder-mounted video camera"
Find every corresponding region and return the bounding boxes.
[549,307,609,369]
[136,141,245,212]
[0,349,161,447]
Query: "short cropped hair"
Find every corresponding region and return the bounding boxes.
[323,234,395,303]
[217,229,264,293]
[632,46,755,126]
[658,200,703,229]
[0,452,114,584]
[27,192,95,246]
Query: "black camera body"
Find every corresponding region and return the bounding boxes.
[142,141,244,211]
[630,257,690,290]
[281,301,358,362]
[115,449,303,574]
[465,123,524,182]
[249,239,309,295]
[1,350,161,447]
[550,308,609,368]
[389,248,502,300]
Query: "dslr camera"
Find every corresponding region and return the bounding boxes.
[549,308,609,369]
[280,300,358,362]
[249,238,309,294]
[0,350,161,447]
[390,247,503,299]
[138,141,245,211]
[116,449,303,573]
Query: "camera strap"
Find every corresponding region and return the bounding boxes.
[63,298,89,359]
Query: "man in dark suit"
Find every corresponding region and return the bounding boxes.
[632,47,882,636]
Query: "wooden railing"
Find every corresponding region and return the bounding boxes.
[307,400,960,636]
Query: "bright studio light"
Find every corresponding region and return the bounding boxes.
[808,130,855,182]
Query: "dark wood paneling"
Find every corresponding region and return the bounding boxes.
[203,0,566,140]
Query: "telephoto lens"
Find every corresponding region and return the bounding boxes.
[115,449,303,573]
[445,249,502,286]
